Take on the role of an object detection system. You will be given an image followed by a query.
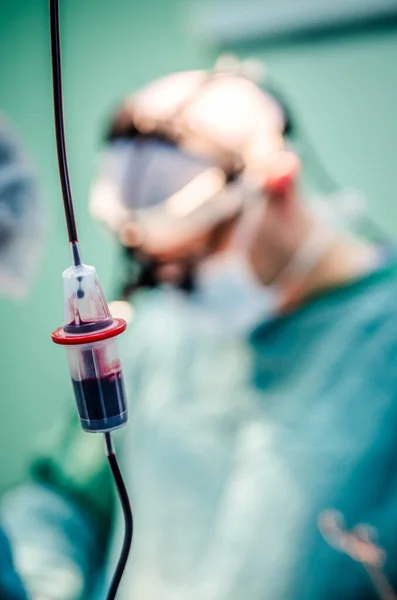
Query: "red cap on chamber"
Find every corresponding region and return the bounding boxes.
[52,317,126,345]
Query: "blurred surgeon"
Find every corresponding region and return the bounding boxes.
[0,116,43,599]
[3,63,397,600]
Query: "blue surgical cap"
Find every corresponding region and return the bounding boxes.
[0,117,44,298]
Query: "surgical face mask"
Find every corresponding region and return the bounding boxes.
[193,205,336,335]
[194,250,278,335]
[192,198,275,335]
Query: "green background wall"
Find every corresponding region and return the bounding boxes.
[0,0,211,491]
[0,0,396,490]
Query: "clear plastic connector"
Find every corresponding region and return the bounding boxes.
[53,259,128,433]
[62,263,113,333]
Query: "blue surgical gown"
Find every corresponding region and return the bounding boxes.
[4,256,397,600]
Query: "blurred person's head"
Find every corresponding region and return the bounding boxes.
[0,117,43,298]
[90,59,376,330]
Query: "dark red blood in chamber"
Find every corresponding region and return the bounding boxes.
[72,371,126,421]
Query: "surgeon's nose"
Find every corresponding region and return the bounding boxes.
[120,222,144,248]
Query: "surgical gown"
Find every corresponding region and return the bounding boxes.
[4,257,397,600]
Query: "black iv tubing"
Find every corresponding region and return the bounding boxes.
[49,0,79,246]
[49,2,133,597]
[104,433,134,600]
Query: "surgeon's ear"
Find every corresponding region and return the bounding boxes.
[263,150,300,205]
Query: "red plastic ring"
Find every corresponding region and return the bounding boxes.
[52,317,127,346]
